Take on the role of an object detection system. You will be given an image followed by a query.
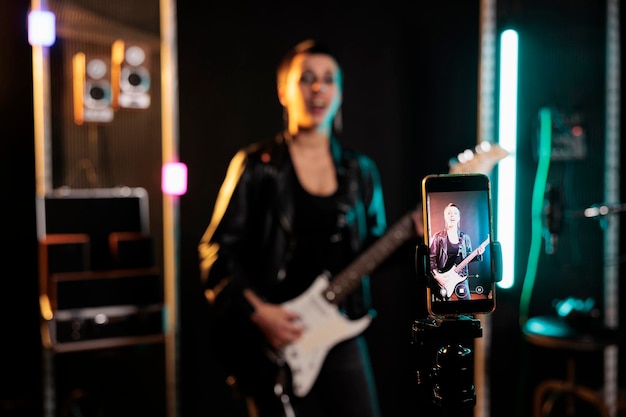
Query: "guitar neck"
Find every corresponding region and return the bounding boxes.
[453,237,489,274]
[324,212,417,305]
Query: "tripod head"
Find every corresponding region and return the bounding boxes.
[412,315,483,417]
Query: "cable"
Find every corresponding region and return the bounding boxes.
[519,107,552,325]
[514,107,553,417]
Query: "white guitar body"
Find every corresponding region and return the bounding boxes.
[281,274,372,397]
[432,268,466,299]
[432,236,490,299]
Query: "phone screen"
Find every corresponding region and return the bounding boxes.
[422,173,496,316]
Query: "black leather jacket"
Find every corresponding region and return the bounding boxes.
[429,230,477,276]
[199,133,387,320]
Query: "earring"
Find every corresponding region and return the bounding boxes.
[333,107,343,134]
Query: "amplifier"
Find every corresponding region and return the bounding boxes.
[43,304,164,353]
[37,187,164,353]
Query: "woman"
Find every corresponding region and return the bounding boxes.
[429,203,483,301]
[198,39,386,417]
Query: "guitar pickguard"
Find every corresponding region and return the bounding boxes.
[281,275,372,397]
[433,269,467,299]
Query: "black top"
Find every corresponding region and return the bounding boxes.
[277,176,350,303]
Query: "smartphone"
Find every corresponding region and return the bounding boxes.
[422,173,496,316]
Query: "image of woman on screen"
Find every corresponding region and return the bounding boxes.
[429,203,484,301]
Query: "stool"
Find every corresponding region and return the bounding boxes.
[522,315,619,417]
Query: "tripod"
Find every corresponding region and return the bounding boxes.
[412,314,483,417]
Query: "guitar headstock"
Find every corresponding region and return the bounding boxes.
[448,141,509,175]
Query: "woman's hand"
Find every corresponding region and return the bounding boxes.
[251,302,304,349]
[244,289,304,349]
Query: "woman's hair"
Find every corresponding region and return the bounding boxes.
[276,39,343,90]
[444,203,460,227]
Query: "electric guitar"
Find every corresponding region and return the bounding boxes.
[209,211,419,401]
[432,236,490,298]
